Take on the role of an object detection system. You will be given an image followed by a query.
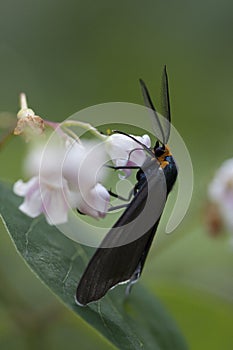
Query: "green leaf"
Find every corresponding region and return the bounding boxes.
[0,181,187,350]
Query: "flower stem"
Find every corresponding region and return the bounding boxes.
[44,120,60,129]
[44,120,66,137]
[44,120,81,143]
[20,93,28,110]
[62,126,81,143]
[61,120,107,140]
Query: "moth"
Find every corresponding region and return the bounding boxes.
[76,66,178,306]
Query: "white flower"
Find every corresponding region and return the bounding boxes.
[13,176,78,225]
[105,133,151,178]
[24,141,65,178]
[14,140,79,225]
[77,183,110,218]
[63,140,107,190]
[63,140,110,218]
[14,137,110,225]
[208,159,233,231]
[14,126,151,225]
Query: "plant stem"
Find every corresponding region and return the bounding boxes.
[20,93,28,110]
[61,120,107,140]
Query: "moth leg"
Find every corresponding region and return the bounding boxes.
[125,263,142,296]
[108,188,134,202]
[106,164,140,212]
[108,187,135,213]
[108,203,129,212]
[105,164,141,170]
[77,209,86,215]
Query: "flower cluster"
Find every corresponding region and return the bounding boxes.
[14,139,110,224]
[205,158,233,247]
[13,94,151,225]
[208,159,233,239]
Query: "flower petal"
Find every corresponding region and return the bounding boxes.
[106,133,151,178]
[41,185,69,225]
[16,178,43,218]
[13,177,38,196]
[78,183,110,219]
[63,140,108,191]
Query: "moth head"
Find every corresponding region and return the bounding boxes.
[154,141,171,165]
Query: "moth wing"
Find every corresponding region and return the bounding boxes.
[76,166,167,305]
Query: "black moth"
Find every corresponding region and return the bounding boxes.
[75,66,178,306]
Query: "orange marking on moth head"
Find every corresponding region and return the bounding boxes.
[157,145,172,168]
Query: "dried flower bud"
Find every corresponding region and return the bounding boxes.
[14,93,45,138]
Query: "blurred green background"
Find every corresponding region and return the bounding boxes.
[0,0,233,349]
